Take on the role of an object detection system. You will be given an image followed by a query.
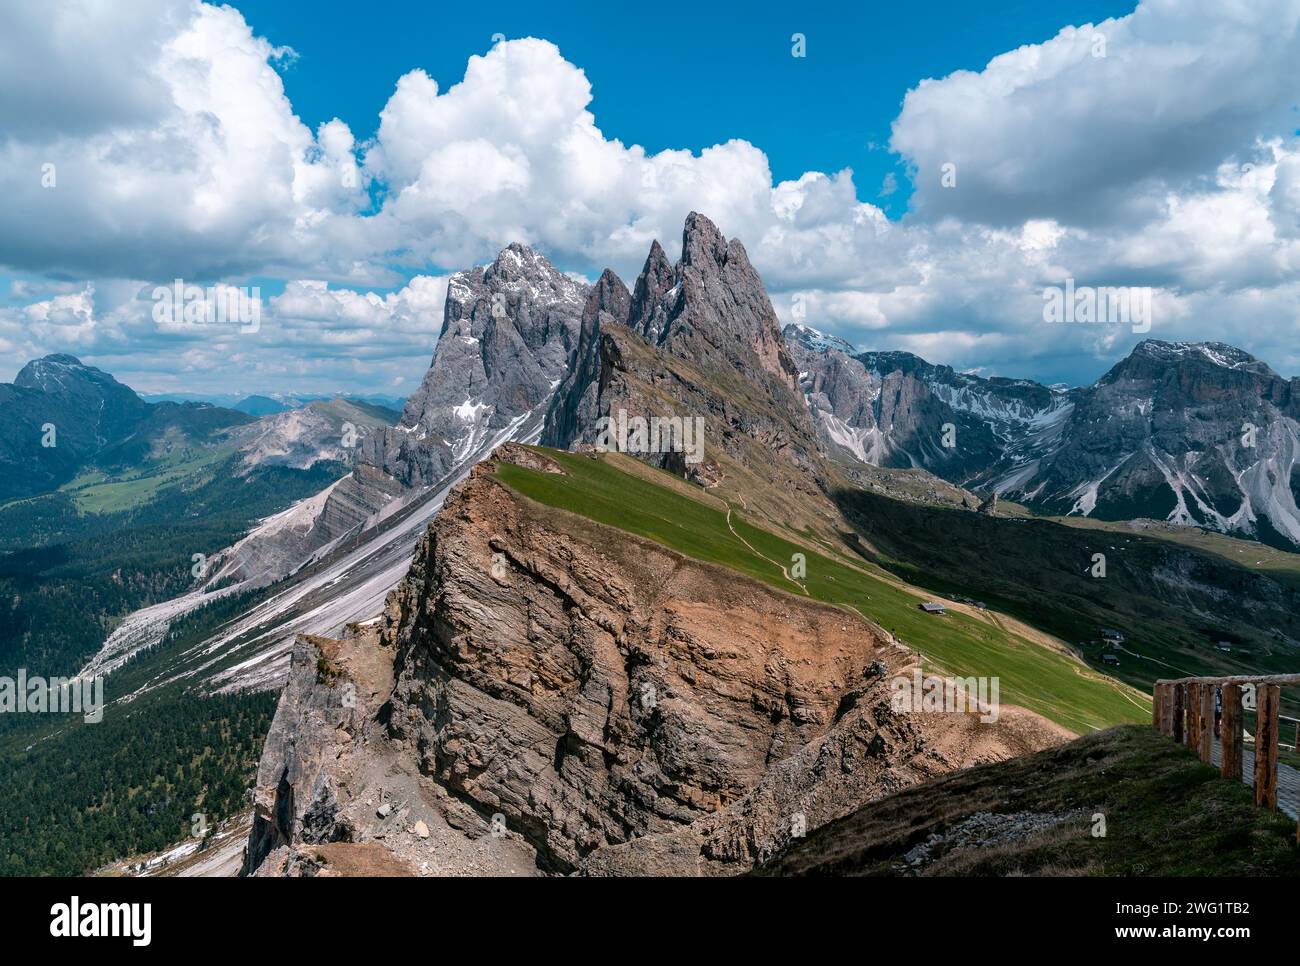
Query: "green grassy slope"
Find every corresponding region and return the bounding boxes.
[754,724,1300,877]
[832,488,1300,716]
[1047,511,1300,593]
[494,448,1148,734]
[58,443,237,514]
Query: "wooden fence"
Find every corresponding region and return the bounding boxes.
[1153,674,1300,838]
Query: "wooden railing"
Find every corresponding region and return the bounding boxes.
[1153,674,1300,839]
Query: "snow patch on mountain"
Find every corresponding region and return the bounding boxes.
[818,411,889,465]
[786,323,857,356]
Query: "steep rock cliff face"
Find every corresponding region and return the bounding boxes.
[244,629,392,874]
[649,211,800,392]
[381,455,888,871]
[366,243,588,489]
[212,463,409,587]
[543,268,631,449]
[243,623,542,878]
[245,445,1067,876]
[1006,341,1300,545]
[786,323,1066,483]
[215,245,587,590]
[545,213,823,495]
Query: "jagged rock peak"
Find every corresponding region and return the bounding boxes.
[629,211,799,389]
[587,268,632,324]
[445,241,586,324]
[359,242,588,489]
[539,267,632,448]
[629,239,676,342]
[681,210,730,268]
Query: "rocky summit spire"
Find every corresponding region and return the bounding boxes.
[628,239,676,343]
[543,268,631,448]
[658,211,799,390]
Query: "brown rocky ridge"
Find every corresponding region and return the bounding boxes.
[243,444,1069,877]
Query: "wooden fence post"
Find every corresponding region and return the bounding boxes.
[1187,682,1201,750]
[1254,683,1280,811]
[1152,684,1162,730]
[1172,683,1185,744]
[1221,683,1243,782]
[1198,685,1215,763]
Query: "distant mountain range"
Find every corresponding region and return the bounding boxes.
[0,355,252,502]
[140,391,408,416]
[0,357,402,504]
[788,326,1300,549]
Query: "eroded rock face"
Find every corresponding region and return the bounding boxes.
[543,269,631,450]
[789,329,1300,548]
[364,243,588,489]
[786,323,1064,483]
[372,447,1061,873]
[244,446,1067,876]
[222,245,589,590]
[1007,341,1300,544]
[653,211,800,392]
[244,635,370,874]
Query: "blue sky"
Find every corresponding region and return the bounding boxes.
[241,0,1135,220]
[2,0,1300,398]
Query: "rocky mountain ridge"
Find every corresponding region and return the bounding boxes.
[789,328,1300,548]
[70,242,592,690]
[545,213,823,507]
[363,242,588,490]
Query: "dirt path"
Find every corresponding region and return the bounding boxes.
[703,479,807,594]
[1113,643,1198,678]
[700,477,1147,727]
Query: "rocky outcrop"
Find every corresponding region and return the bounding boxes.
[244,632,381,874]
[544,269,631,449]
[211,463,408,587]
[244,444,1067,876]
[649,212,800,392]
[201,400,404,585]
[381,456,886,871]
